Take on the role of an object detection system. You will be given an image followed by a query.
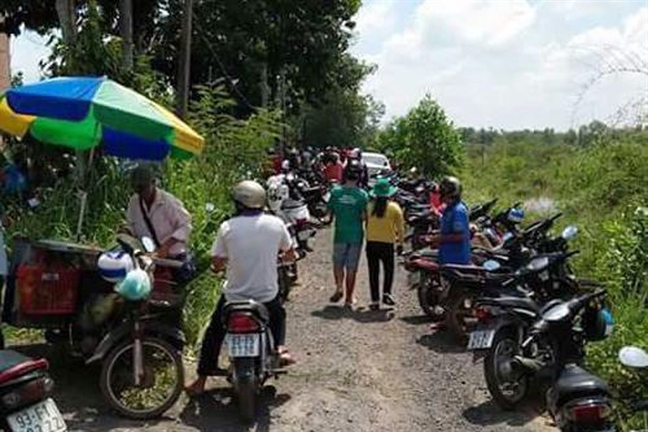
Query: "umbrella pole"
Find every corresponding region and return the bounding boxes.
[75,191,87,242]
[75,148,95,242]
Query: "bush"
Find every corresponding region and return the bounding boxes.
[463,131,648,430]
[378,94,463,178]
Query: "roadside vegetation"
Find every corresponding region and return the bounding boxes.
[462,126,648,430]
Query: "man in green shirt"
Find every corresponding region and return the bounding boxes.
[327,160,368,308]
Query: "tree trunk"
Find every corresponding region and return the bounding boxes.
[55,0,77,44]
[260,61,269,107]
[176,0,194,118]
[119,0,134,69]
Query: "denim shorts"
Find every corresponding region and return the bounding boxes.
[333,242,363,271]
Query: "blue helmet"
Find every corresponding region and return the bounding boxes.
[507,207,525,224]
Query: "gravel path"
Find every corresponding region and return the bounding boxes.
[20,229,553,431]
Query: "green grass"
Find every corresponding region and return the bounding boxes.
[462,130,648,430]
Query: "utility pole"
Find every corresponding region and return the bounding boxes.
[119,0,133,69]
[176,0,194,118]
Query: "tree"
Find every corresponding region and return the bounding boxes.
[378,94,463,178]
[151,0,361,114]
[297,55,381,148]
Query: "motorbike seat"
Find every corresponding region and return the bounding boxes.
[0,351,48,385]
[223,300,270,324]
[477,295,538,312]
[554,364,610,406]
[441,264,488,283]
[410,257,439,271]
[417,248,438,259]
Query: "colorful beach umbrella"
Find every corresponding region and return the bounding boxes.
[0,76,204,161]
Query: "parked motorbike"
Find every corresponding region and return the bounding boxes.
[409,220,579,329]
[475,290,613,431]
[266,173,318,251]
[223,300,286,422]
[93,235,185,420]
[0,351,67,432]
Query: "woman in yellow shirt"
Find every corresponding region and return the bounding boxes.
[365,178,405,310]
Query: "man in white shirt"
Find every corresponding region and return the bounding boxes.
[186,180,295,396]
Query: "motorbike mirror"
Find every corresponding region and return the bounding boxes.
[483,260,501,272]
[562,225,578,241]
[619,346,648,369]
[205,202,216,213]
[141,236,156,253]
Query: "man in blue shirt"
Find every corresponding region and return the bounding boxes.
[433,176,471,265]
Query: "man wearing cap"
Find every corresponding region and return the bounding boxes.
[125,165,193,270]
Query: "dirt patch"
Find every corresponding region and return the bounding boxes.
[10,229,554,431]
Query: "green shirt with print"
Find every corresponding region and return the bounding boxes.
[328,185,369,244]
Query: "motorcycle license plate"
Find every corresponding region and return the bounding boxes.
[7,399,67,432]
[227,334,260,357]
[467,330,495,350]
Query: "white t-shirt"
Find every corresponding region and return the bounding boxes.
[211,213,293,303]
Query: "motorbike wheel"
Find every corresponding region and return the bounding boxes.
[416,274,445,322]
[100,337,184,420]
[278,266,291,303]
[237,376,258,423]
[446,292,476,341]
[484,330,529,410]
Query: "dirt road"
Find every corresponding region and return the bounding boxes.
[24,230,552,431]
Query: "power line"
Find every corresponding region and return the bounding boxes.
[191,15,256,111]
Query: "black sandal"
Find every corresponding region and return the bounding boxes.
[330,290,343,303]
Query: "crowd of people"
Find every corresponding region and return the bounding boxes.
[326,160,470,310]
[0,145,468,398]
[188,145,467,394]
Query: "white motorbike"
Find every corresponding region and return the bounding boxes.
[266,174,317,250]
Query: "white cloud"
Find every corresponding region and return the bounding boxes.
[415,0,536,48]
[354,0,648,130]
[10,31,51,83]
[354,0,400,37]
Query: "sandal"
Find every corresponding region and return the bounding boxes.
[330,290,344,303]
[382,293,396,306]
[277,348,297,366]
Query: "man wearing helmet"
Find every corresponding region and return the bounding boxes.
[432,176,471,265]
[186,180,295,395]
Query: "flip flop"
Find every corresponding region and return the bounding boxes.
[330,290,343,303]
[278,349,297,366]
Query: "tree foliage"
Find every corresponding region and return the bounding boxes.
[151,0,361,114]
[297,55,383,149]
[378,94,463,178]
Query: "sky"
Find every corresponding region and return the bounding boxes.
[9,0,648,130]
[351,0,648,130]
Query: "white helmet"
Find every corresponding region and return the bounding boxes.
[98,251,135,283]
[233,180,266,209]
